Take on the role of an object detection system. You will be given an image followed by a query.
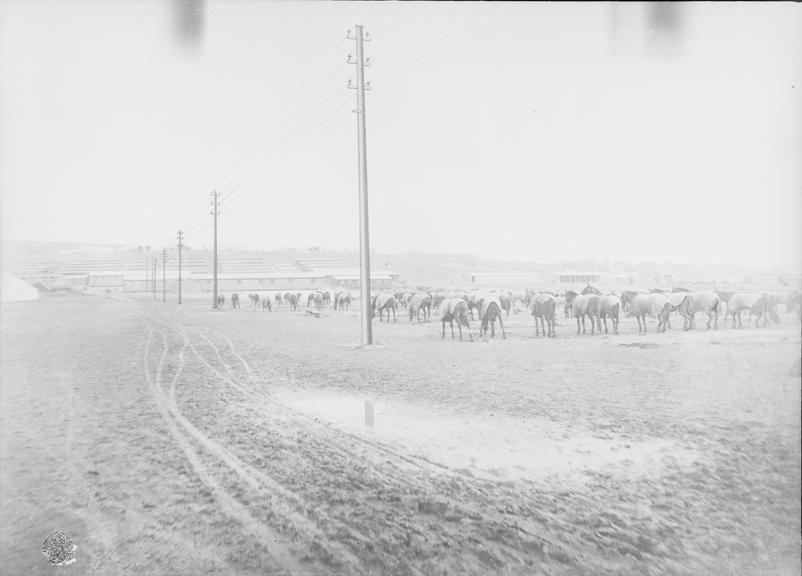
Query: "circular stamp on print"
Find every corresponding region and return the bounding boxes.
[42,530,77,566]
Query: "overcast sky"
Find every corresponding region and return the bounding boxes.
[1,1,800,272]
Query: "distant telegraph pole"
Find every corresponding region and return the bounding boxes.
[152,257,157,298]
[177,230,183,305]
[348,24,373,345]
[145,246,150,296]
[162,248,167,303]
[211,191,220,310]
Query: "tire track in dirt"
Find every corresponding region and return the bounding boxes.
[143,326,306,575]
[184,322,432,491]
[159,315,585,572]
[212,328,453,479]
[152,319,368,572]
[199,324,576,564]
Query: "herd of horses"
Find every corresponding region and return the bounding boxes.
[212,285,802,341]
[216,290,352,313]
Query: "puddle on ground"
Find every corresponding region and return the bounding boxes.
[278,391,697,482]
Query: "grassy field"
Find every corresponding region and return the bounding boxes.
[1,293,799,575]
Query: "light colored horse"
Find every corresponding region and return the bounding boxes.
[408,293,431,322]
[372,293,397,322]
[568,292,601,335]
[598,294,621,335]
[664,292,689,330]
[530,293,557,337]
[677,291,720,330]
[439,298,471,340]
[727,293,768,328]
[621,291,671,334]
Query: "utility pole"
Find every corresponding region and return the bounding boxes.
[162,248,167,303]
[211,191,220,310]
[177,230,183,304]
[145,246,150,296]
[152,257,157,298]
[348,24,373,345]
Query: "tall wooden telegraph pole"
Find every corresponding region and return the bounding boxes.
[348,25,373,345]
[161,248,167,303]
[177,230,183,305]
[211,191,220,310]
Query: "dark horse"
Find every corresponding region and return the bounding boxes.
[284,293,299,312]
[479,298,506,339]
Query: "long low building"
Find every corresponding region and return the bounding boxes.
[81,269,400,293]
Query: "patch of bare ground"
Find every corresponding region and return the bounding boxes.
[1,296,799,575]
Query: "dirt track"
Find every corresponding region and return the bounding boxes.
[1,294,799,575]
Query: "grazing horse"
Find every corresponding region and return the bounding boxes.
[620,291,671,334]
[249,293,260,308]
[598,294,621,335]
[664,292,689,330]
[216,294,225,309]
[581,284,602,296]
[322,291,331,307]
[430,293,446,310]
[261,298,272,312]
[408,293,432,322]
[439,298,471,340]
[307,292,323,310]
[372,293,397,322]
[677,291,720,330]
[561,291,573,318]
[337,293,352,311]
[464,294,483,321]
[230,293,240,309]
[530,293,557,337]
[478,296,506,339]
[727,293,768,328]
[566,292,601,335]
[498,291,513,317]
[284,293,300,312]
[761,293,781,325]
[524,289,536,309]
[275,293,282,307]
